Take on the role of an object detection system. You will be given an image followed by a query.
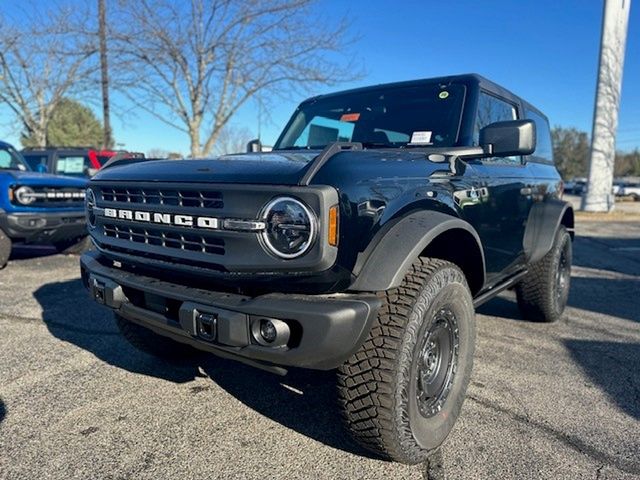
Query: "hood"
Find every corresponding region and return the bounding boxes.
[5,170,88,188]
[92,152,319,185]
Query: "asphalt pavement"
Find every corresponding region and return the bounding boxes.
[0,220,639,480]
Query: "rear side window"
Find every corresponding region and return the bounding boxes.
[525,109,553,164]
[23,154,48,171]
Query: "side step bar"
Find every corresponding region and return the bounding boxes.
[473,269,528,308]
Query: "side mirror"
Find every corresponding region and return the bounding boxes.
[480,119,536,157]
[246,139,262,153]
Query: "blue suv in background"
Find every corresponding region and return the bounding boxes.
[0,140,88,269]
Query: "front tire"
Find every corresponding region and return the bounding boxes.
[116,314,199,361]
[0,229,12,269]
[516,226,572,323]
[338,258,476,464]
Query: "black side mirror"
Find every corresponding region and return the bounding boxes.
[246,139,262,153]
[480,119,536,157]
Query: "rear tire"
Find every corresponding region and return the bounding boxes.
[54,235,92,255]
[0,229,11,269]
[338,258,476,464]
[516,226,572,322]
[115,314,199,361]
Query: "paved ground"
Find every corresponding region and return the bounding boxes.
[0,220,639,480]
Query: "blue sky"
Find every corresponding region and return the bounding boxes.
[1,0,638,154]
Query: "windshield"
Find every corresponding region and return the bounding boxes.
[0,145,31,171]
[274,83,465,150]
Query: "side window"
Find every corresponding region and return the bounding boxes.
[23,154,48,171]
[525,109,553,164]
[474,92,519,164]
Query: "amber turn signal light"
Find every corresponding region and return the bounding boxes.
[328,205,339,246]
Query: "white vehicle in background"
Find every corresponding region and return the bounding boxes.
[620,183,640,200]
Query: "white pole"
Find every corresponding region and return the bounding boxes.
[582,0,631,212]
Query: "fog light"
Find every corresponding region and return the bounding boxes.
[260,320,277,343]
[251,317,291,347]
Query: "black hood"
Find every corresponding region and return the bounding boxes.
[92,152,319,185]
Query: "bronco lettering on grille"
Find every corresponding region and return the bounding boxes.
[102,208,220,229]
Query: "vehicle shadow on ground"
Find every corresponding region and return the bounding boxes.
[33,278,380,460]
[0,398,6,425]
[34,278,205,384]
[200,359,379,460]
[9,245,59,262]
[477,275,640,324]
[564,339,640,421]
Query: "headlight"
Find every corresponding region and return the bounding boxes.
[14,186,35,205]
[85,187,96,228]
[260,197,317,259]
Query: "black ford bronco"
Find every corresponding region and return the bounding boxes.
[80,74,573,464]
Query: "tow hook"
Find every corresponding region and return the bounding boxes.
[196,312,217,341]
[91,278,106,304]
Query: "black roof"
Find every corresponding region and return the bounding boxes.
[300,73,547,120]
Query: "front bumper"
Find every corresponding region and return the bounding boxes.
[80,251,381,371]
[0,209,86,243]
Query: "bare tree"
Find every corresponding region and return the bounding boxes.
[0,5,97,148]
[111,0,360,158]
[214,125,254,155]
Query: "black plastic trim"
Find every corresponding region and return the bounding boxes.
[350,211,486,292]
[298,142,362,186]
[81,251,381,370]
[523,199,574,264]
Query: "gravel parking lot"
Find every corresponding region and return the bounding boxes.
[1,219,639,480]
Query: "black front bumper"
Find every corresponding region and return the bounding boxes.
[0,209,86,243]
[80,251,381,371]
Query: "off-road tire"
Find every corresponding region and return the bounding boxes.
[516,226,572,323]
[116,314,199,361]
[0,229,11,270]
[54,236,92,255]
[337,258,476,464]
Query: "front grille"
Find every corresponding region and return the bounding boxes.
[100,186,223,209]
[103,223,225,255]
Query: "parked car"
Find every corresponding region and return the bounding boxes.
[564,177,587,195]
[620,182,640,200]
[21,147,144,178]
[80,74,573,464]
[0,141,89,269]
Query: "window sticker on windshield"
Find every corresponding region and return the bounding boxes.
[64,157,85,173]
[340,113,360,122]
[410,131,433,144]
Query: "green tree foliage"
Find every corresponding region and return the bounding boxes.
[551,127,590,179]
[21,98,105,148]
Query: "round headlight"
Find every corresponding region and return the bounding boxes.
[85,188,96,228]
[14,186,35,205]
[260,197,316,259]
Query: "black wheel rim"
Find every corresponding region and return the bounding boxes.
[416,307,459,418]
[555,240,571,310]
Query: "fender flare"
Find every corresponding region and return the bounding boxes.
[350,211,486,292]
[523,199,574,264]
